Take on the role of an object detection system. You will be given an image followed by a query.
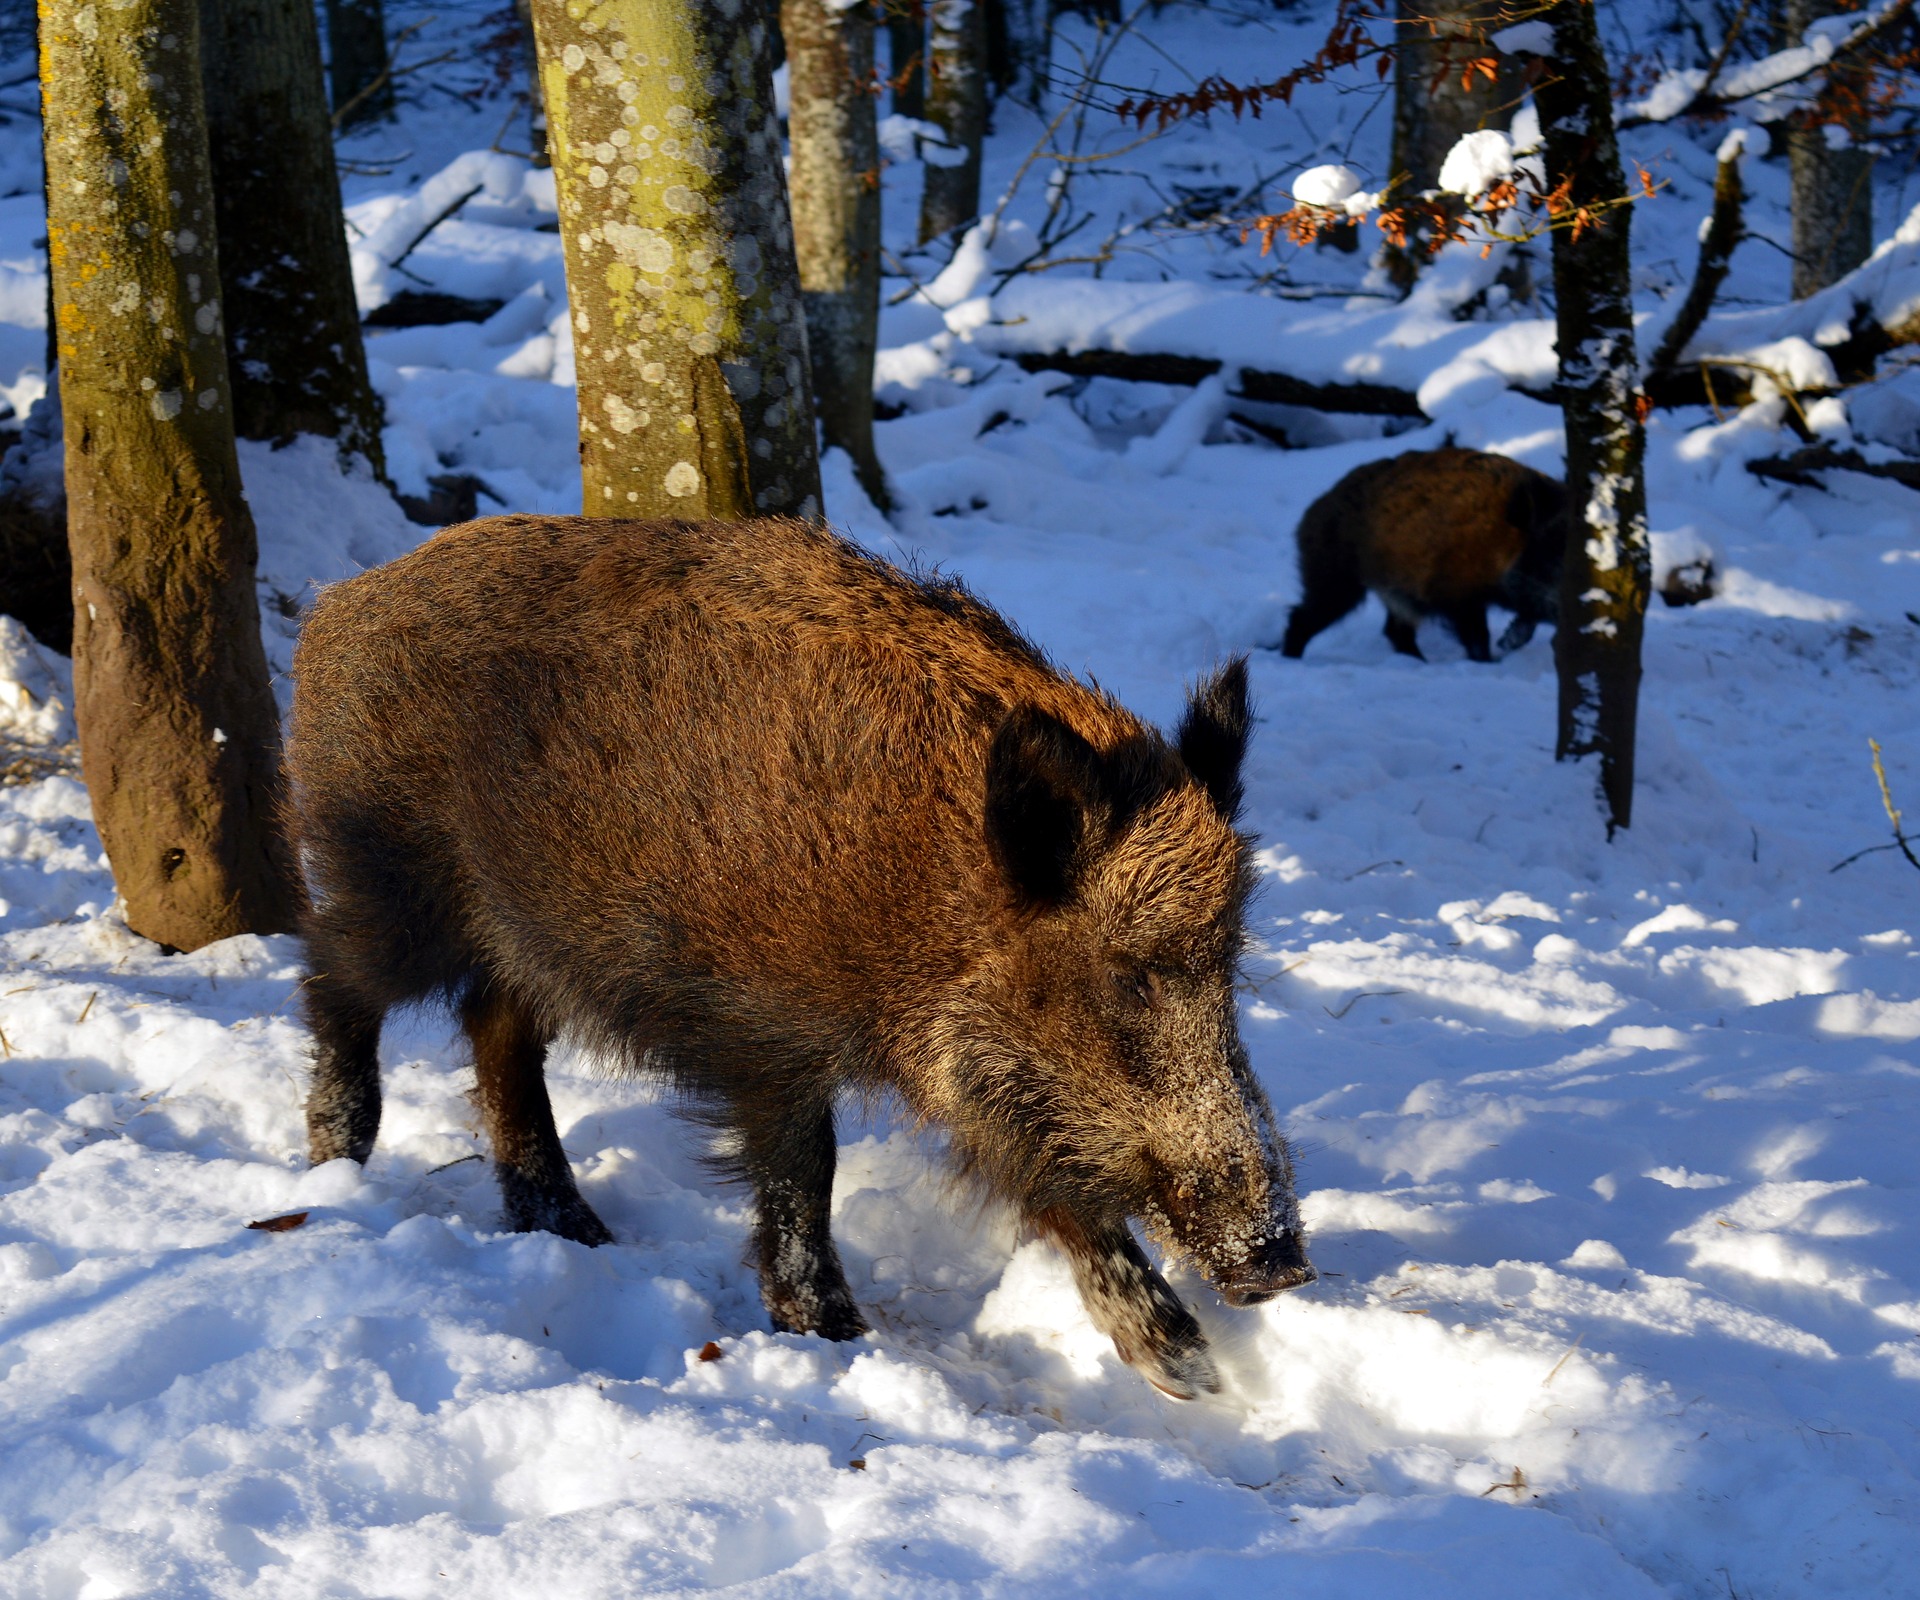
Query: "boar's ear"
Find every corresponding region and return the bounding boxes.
[986,705,1110,907]
[1177,657,1250,821]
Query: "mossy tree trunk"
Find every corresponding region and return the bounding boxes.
[325,0,393,126]
[527,0,821,520]
[784,0,888,508]
[1785,0,1873,297]
[199,0,385,470]
[918,0,986,242]
[43,0,298,947]
[1537,0,1650,834]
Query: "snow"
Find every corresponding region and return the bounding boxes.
[1492,21,1555,57]
[1437,131,1515,199]
[0,0,1916,1593]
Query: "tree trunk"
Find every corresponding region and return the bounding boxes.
[992,0,1049,110]
[1786,0,1873,298]
[886,0,925,118]
[784,0,889,508]
[1386,0,1519,280]
[528,0,822,520]
[200,0,385,471]
[1536,0,1651,834]
[514,0,550,166]
[918,0,987,242]
[43,0,298,947]
[1391,0,1517,194]
[325,0,393,126]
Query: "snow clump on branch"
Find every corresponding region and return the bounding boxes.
[1439,131,1516,199]
[1289,164,1380,217]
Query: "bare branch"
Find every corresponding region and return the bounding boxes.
[1647,137,1749,382]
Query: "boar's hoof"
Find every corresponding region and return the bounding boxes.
[767,1288,870,1343]
[1140,1338,1222,1402]
[500,1172,615,1247]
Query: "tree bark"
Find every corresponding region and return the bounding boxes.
[199,0,385,470]
[784,0,889,508]
[1386,0,1521,281]
[994,0,1049,110]
[528,0,822,519]
[325,0,393,126]
[1646,134,1747,382]
[1390,0,1520,191]
[43,0,298,947]
[1786,0,1873,298]
[886,0,925,118]
[515,0,550,166]
[1537,0,1651,834]
[919,0,987,242]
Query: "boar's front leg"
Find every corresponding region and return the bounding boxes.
[737,1098,869,1342]
[464,981,613,1247]
[1043,1209,1221,1400]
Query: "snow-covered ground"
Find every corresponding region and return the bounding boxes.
[0,2,1918,1594]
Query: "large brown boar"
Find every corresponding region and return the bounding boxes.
[1277,447,1566,662]
[288,514,1312,1399]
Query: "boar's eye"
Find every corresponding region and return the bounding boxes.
[1111,964,1167,1011]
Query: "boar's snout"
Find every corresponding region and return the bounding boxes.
[1218,1230,1316,1306]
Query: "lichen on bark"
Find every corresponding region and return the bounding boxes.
[1537,0,1651,834]
[529,0,821,520]
[43,0,298,947]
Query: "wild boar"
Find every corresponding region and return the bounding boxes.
[288,514,1313,1399]
[1277,447,1566,662]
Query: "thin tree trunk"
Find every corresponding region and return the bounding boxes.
[514,0,550,167]
[325,0,393,126]
[43,0,298,947]
[1786,0,1873,297]
[1537,0,1651,834]
[784,0,889,508]
[200,0,386,471]
[886,0,925,118]
[919,0,987,242]
[995,0,1049,110]
[528,0,822,519]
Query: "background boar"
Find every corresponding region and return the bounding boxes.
[289,514,1313,1399]
[1277,447,1567,662]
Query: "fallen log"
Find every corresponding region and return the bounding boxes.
[1746,443,1920,491]
[1010,349,1428,417]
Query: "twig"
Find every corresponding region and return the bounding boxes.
[1325,988,1404,1019]
[1543,1333,1585,1385]
[389,185,484,273]
[329,20,449,129]
[76,990,96,1025]
[1871,738,1920,870]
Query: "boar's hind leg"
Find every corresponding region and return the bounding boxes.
[305,972,384,1165]
[740,1099,869,1341]
[1446,604,1494,663]
[1047,1212,1221,1400]
[464,982,613,1247]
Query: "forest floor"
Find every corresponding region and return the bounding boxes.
[1,2,1919,1594]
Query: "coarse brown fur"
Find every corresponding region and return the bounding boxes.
[288,514,1313,1398]
[1277,447,1567,662]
